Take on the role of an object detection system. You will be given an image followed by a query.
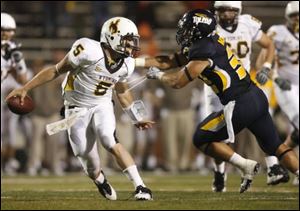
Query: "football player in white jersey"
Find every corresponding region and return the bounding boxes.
[1,12,28,174]
[6,17,154,201]
[1,13,27,84]
[208,1,291,192]
[256,1,299,186]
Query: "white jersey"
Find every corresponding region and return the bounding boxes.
[216,14,263,72]
[267,25,299,85]
[1,41,27,82]
[62,38,135,107]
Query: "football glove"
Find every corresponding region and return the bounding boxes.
[11,50,24,63]
[274,77,291,91]
[256,66,271,85]
[2,40,21,60]
[146,67,164,80]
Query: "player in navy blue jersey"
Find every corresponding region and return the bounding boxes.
[142,9,299,193]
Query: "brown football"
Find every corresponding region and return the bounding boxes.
[6,95,35,115]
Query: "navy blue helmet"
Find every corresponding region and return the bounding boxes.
[176,9,217,50]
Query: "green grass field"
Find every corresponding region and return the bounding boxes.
[1,172,299,210]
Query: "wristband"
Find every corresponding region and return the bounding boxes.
[263,62,272,70]
[135,58,146,67]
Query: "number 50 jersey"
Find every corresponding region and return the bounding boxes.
[216,14,263,72]
[62,38,135,107]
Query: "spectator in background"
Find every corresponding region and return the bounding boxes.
[27,51,66,176]
[134,21,161,170]
[159,80,200,172]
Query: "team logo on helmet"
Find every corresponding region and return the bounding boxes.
[193,13,213,25]
[109,19,120,35]
[100,17,140,58]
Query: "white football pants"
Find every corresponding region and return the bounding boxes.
[66,101,117,178]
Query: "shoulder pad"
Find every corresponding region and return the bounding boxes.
[240,14,262,26]
[68,38,102,67]
[188,37,216,61]
[267,25,286,42]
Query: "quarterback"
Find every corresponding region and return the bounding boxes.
[6,17,153,201]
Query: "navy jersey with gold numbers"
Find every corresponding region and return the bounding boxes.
[188,33,252,105]
[190,34,283,155]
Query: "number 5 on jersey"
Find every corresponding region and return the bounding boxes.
[94,81,113,96]
[73,44,84,57]
[218,36,247,80]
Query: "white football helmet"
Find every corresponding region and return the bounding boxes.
[285,1,299,32]
[214,1,242,30]
[1,13,16,30]
[214,1,242,14]
[285,1,299,18]
[100,17,140,57]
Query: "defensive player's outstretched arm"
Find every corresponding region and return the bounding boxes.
[6,54,74,104]
[135,51,188,70]
[255,48,268,71]
[256,33,275,67]
[147,60,211,88]
[255,33,276,85]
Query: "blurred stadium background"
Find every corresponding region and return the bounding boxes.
[1,1,291,62]
[1,1,298,210]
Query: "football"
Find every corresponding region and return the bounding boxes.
[6,95,35,115]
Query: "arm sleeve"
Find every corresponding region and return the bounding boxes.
[174,51,189,66]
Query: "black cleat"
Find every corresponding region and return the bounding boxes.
[94,172,117,200]
[267,164,290,185]
[212,171,226,192]
[280,166,290,183]
[134,185,153,200]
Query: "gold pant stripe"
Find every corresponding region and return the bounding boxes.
[201,113,225,132]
